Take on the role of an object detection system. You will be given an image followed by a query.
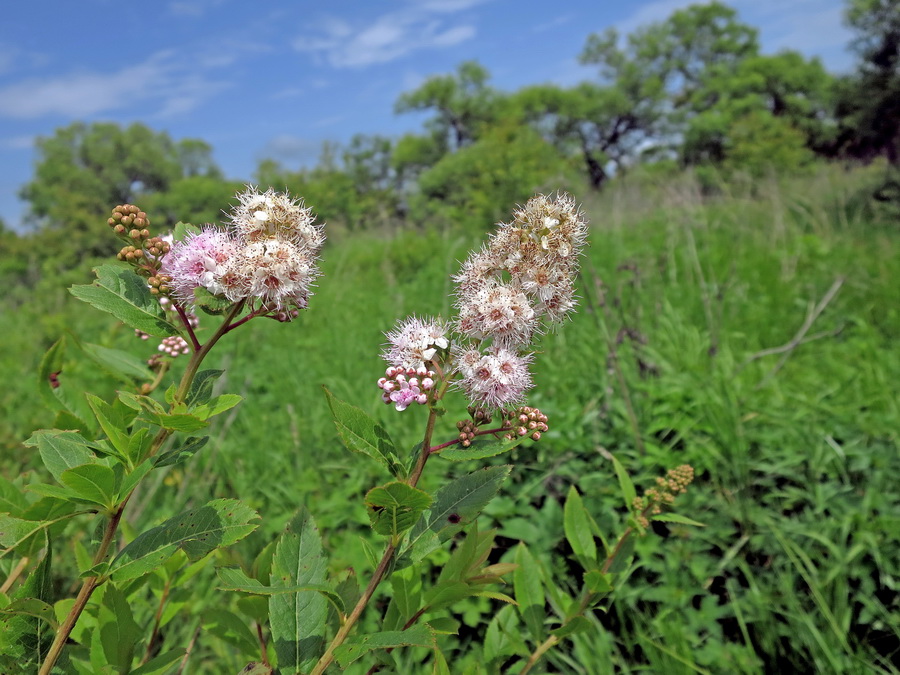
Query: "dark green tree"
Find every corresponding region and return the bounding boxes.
[835,0,900,164]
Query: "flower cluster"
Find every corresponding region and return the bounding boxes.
[382,317,449,371]
[158,336,191,357]
[632,464,695,529]
[377,193,587,413]
[453,194,588,408]
[500,405,549,442]
[160,187,324,314]
[377,366,435,411]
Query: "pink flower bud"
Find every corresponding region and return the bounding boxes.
[417,394,428,405]
[377,377,387,388]
[422,377,434,390]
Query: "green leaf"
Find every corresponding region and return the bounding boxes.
[59,464,118,509]
[0,475,27,516]
[404,466,511,564]
[153,436,209,468]
[323,387,396,475]
[193,394,243,421]
[193,286,234,314]
[269,507,328,674]
[583,569,613,594]
[143,411,208,433]
[652,513,706,527]
[80,342,153,382]
[439,436,527,462]
[0,545,52,661]
[37,337,66,412]
[551,616,591,639]
[69,263,180,337]
[423,580,470,613]
[186,370,224,407]
[129,649,186,675]
[172,221,200,242]
[605,535,636,574]
[23,430,96,482]
[97,584,140,669]
[610,454,636,512]
[333,625,436,668]
[216,566,345,615]
[564,486,597,567]
[86,395,134,463]
[109,499,259,582]
[514,543,545,641]
[117,460,153,501]
[366,482,432,538]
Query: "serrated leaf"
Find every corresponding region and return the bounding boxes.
[59,464,118,509]
[323,387,396,474]
[610,454,636,512]
[551,616,591,639]
[23,430,96,482]
[564,486,597,567]
[193,286,234,314]
[333,625,436,667]
[439,436,527,462]
[153,436,210,468]
[652,513,706,527]
[86,395,133,464]
[216,566,344,615]
[269,507,327,674]
[186,370,224,407]
[404,466,511,564]
[143,412,208,433]
[69,264,179,337]
[109,499,259,582]
[366,482,432,538]
[514,543,544,641]
[117,460,153,501]
[80,342,153,382]
[0,475,27,517]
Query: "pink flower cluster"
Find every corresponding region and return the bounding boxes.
[378,366,436,411]
[158,336,190,357]
[160,187,324,313]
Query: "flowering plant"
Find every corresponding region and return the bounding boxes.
[1,189,697,674]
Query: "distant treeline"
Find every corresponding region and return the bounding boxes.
[1,0,897,271]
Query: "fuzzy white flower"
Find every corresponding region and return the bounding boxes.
[456,347,533,409]
[383,316,450,370]
[230,186,324,250]
[160,227,238,306]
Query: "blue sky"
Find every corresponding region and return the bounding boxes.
[0,0,854,231]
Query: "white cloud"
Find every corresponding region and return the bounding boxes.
[0,51,230,120]
[292,1,482,68]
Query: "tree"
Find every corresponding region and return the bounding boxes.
[835,0,900,164]
[20,122,222,256]
[395,61,500,153]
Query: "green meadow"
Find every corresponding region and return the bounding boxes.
[1,166,897,673]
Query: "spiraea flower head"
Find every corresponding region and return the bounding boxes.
[159,226,239,305]
[382,316,449,370]
[456,279,538,348]
[230,186,324,250]
[455,347,533,410]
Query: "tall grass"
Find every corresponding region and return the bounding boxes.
[1,166,897,672]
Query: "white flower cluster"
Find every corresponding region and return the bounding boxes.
[378,193,588,412]
[452,193,589,408]
[160,187,324,313]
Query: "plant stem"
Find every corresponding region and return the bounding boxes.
[517,506,653,675]
[38,302,245,674]
[311,393,445,675]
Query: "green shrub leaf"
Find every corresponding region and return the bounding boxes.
[69,263,179,337]
[109,499,259,582]
[366,482,432,538]
[333,624,436,667]
[323,387,397,475]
